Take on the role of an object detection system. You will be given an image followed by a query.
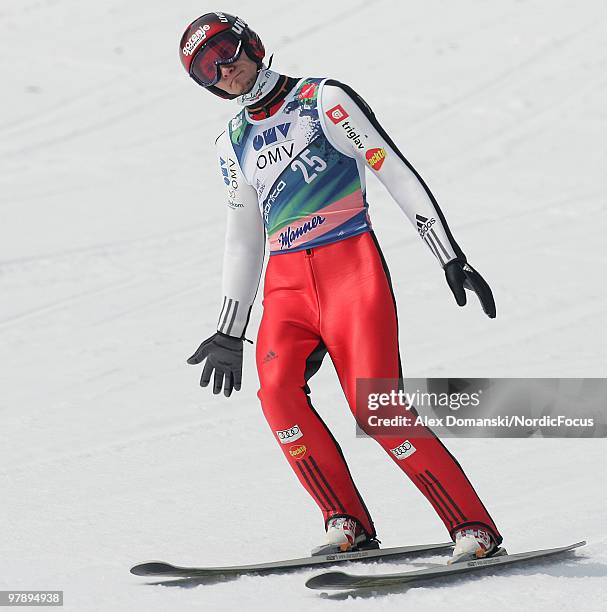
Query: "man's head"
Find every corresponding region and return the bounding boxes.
[179,12,265,100]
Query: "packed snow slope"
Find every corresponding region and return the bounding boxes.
[1,0,606,610]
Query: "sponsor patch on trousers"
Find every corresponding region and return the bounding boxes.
[289,444,307,460]
[276,425,303,444]
[390,440,416,460]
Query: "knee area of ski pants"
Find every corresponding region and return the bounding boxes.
[257,378,304,410]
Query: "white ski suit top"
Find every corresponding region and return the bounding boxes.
[214,76,464,338]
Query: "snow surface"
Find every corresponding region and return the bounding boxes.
[1,0,606,610]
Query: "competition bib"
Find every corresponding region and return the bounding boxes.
[228,77,371,253]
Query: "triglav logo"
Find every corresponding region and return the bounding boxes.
[390,440,416,460]
[276,425,303,444]
[182,25,210,56]
[326,104,349,124]
[340,121,365,149]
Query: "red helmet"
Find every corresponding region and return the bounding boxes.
[179,12,265,99]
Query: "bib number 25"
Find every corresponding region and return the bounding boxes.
[291,149,327,184]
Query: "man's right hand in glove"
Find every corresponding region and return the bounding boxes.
[187,332,243,397]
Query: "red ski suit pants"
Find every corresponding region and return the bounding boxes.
[256,231,501,544]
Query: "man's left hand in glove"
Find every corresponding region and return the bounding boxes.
[444,259,496,319]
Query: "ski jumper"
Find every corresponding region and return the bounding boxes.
[214,74,502,544]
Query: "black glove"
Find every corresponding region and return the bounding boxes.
[444,259,496,318]
[187,332,243,397]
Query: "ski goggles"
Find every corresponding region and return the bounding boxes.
[190,31,243,88]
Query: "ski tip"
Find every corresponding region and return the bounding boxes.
[305,571,349,590]
[130,562,172,576]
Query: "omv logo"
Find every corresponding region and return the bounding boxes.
[219,157,238,190]
[252,123,291,151]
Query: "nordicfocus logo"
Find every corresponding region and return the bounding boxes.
[326,104,349,124]
[366,147,386,171]
[182,25,211,56]
[276,425,303,444]
[416,214,436,239]
[289,444,307,460]
[390,440,417,460]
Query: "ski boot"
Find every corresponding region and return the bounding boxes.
[311,517,379,556]
[449,526,506,564]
